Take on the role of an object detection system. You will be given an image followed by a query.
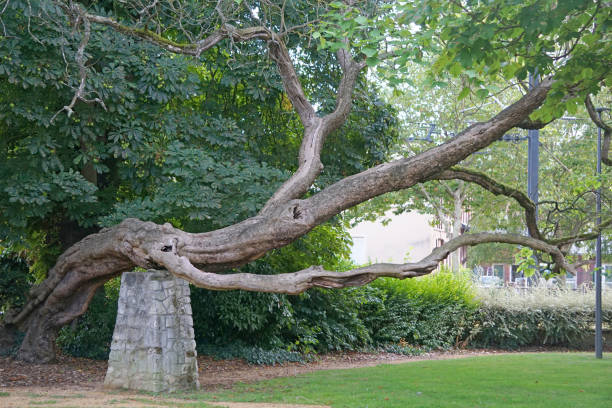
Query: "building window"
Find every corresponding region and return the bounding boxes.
[510,265,520,282]
[493,264,504,280]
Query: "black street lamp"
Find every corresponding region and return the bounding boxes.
[594,107,609,359]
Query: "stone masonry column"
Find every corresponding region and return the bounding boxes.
[104,270,199,392]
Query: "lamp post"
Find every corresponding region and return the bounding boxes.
[594,107,609,359]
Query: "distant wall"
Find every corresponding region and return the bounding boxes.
[349,211,437,264]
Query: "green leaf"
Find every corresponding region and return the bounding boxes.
[457,86,470,100]
[476,88,489,99]
[362,47,377,58]
[355,16,368,26]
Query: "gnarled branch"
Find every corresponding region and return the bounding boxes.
[51,3,106,122]
[430,167,542,240]
[548,217,612,246]
[260,49,365,213]
[149,231,577,295]
[82,12,271,57]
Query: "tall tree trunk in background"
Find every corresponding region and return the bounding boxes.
[450,182,466,272]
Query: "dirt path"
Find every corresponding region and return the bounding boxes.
[0,388,331,408]
[1,349,508,390]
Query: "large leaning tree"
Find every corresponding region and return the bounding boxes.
[0,0,611,362]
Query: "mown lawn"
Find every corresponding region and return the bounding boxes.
[199,353,612,407]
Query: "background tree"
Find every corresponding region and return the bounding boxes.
[356,64,611,274]
[0,0,610,363]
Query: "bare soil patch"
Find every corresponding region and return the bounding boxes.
[0,388,331,408]
[1,349,507,390]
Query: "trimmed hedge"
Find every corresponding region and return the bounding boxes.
[467,286,612,349]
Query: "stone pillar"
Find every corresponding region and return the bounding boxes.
[104,270,199,392]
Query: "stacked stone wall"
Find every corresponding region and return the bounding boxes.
[104,270,199,392]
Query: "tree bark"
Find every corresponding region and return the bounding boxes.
[450,184,464,272]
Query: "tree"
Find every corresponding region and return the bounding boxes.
[368,66,611,273]
[1,0,611,363]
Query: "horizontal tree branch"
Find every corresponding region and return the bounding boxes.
[81,12,271,57]
[548,217,612,246]
[149,231,577,294]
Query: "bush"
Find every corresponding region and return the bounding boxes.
[191,285,294,350]
[286,287,372,353]
[467,285,612,349]
[0,248,32,314]
[197,343,307,365]
[364,269,478,350]
[191,224,373,354]
[56,277,120,359]
[191,285,373,354]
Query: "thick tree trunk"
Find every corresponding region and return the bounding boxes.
[450,185,465,272]
[15,311,59,363]
[15,276,111,362]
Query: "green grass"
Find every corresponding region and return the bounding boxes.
[198,353,612,407]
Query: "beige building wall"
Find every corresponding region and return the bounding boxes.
[349,211,442,264]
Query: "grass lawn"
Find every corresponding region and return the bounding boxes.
[199,353,612,407]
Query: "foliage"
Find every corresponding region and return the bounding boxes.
[467,285,612,349]
[286,287,372,353]
[191,223,372,354]
[365,269,478,350]
[0,248,31,314]
[376,343,425,356]
[514,247,537,277]
[56,277,120,360]
[196,344,306,366]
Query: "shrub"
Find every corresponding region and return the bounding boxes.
[286,287,373,353]
[56,277,120,359]
[191,224,373,354]
[192,285,373,354]
[0,248,32,314]
[197,343,306,365]
[467,285,612,349]
[191,286,294,350]
[364,269,478,350]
